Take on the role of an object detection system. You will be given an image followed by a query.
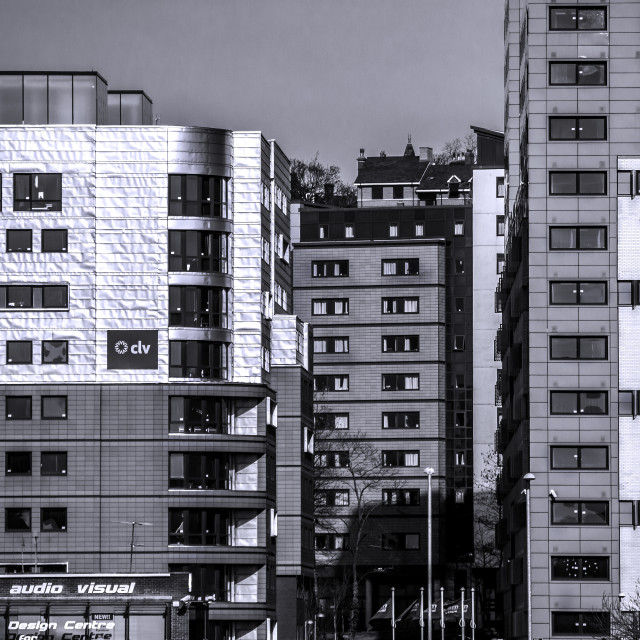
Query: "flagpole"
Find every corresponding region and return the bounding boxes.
[425,467,434,640]
[420,587,425,640]
[460,587,465,640]
[391,587,396,640]
[440,587,445,640]
[470,587,476,640]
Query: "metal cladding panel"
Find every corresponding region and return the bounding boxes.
[618,197,640,280]
[619,417,640,499]
[232,132,269,384]
[271,315,306,368]
[620,527,640,596]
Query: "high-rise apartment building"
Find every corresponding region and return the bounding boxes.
[498,3,634,638]
[291,129,504,634]
[0,71,313,640]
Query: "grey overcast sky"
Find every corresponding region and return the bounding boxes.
[0,0,503,182]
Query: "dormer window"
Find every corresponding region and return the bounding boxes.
[447,175,461,199]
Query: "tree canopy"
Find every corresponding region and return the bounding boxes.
[291,154,357,207]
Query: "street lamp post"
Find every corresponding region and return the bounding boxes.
[425,467,435,640]
[522,472,535,640]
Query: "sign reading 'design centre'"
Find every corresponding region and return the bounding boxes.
[107,331,158,370]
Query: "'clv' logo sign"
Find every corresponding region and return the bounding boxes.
[107,331,158,370]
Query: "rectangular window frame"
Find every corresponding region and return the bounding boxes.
[549,171,607,195]
[6,229,32,253]
[548,61,607,86]
[382,412,420,429]
[382,489,420,506]
[311,298,349,316]
[549,226,607,250]
[314,413,349,430]
[549,391,608,415]
[549,7,607,31]
[550,556,609,581]
[13,174,62,212]
[41,229,68,253]
[41,507,67,532]
[381,297,419,314]
[496,177,505,198]
[549,281,607,305]
[5,396,32,420]
[311,260,349,278]
[496,215,505,236]
[549,116,607,141]
[41,396,67,420]
[5,452,31,476]
[5,508,31,532]
[550,446,608,470]
[42,340,68,365]
[6,340,33,365]
[551,501,609,525]
[549,336,608,360]
[381,259,419,276]
[41,452,68,476]
[382,373,419,391]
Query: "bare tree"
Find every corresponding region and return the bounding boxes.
[590,591,639,640]
[291,154,357,206]
[433,133,477,164]
[314,418,401,639]
[473,450,501,571]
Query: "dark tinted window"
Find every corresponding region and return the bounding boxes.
[6,341,32,364]
[551,501,608,525]
[550,336,607,360]
[169,397,230,434]
[41,229,68,253]
[549,7,606,30]
[551,446,608,470]
[42,340,68,364]
[550,282,606,305]
[549,62,606,86]
[6,508,31,531]
[41,508,66,532]
[14,174,62,211]
[6,230,32,252]
[371,186,383,199]
[168,175,229,218]
[169,341,229,380]
[6,452,31,475]
[41,452,67,476]
[41,396,67,419]
[6,396,31,420]
[549,117,606,140]
[549,172,607,195]
[550,391,608,415]
[551,557,609,580]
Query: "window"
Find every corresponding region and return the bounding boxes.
[314,375,349,392]
[315,533,348,550]
[550,446,608,470]
[169,397,229,434]
[382,450,419,467]
[551,501,608,525]
[454,335,466,351]
[312,299,349,315]
[314,413,349,430]
[316,490,350,507]
[41,229,68,253]
[496,215,505,236]
[551,557,609,580]
[382,335,419,352]
[549,171,607,195]
[549,62,607,86]
[389,223,398,237]
[168,230,228,273]
[415,223,424,237]
[552,612,609,636]
[382,259,419,276]
[6,508,30,531]
[6,452,31,475]
[496,177,505,197]
[6,341,32,364]
[382,374,419,391]
[42,340,68,364]
[312,260,349,277]
[169,341,228,380]
[549,336,607,360]
[314,337,349,354]
[6,230,32,253]
[497,253,505,274]
[169,286,228,329]
[169,508,229,545]
[371,186,383,200]
[448,182,460,199]
[381,533,420,550]
[549,116,607,141]
[14,174,62,211]
[393,185,404,199]
[549,226,607,250]
[455,452,466,466]
[382,489,420,506]
[41,508,66,532]
[618,281,639,307]
[381,297,418,314]
[550,391,608,415]
[169,453,229,489]
[0,285,68,309]
[454,221,464,235]
[550,282,607,305]
[619,391,635,417]
[549,7,606,30]
[318,225,328,239]
[345,224,354,238]
[382,412,419,429]
[455,259,464,274]
[41,452,67,476]
[6,396,31,420]
[168,174,228,218]
[455,298,465,312]
[41,396,67,419]
[315,451,349,468]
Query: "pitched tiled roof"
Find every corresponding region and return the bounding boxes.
[355,155,425,185]
[416,163,473,191]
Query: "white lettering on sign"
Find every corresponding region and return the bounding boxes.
[9,581,135,595]
[130,341,151,355]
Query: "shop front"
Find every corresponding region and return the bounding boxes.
[0,574,189,640]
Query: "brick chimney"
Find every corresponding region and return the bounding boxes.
[357,148,366,170]
[419,146,433,163]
